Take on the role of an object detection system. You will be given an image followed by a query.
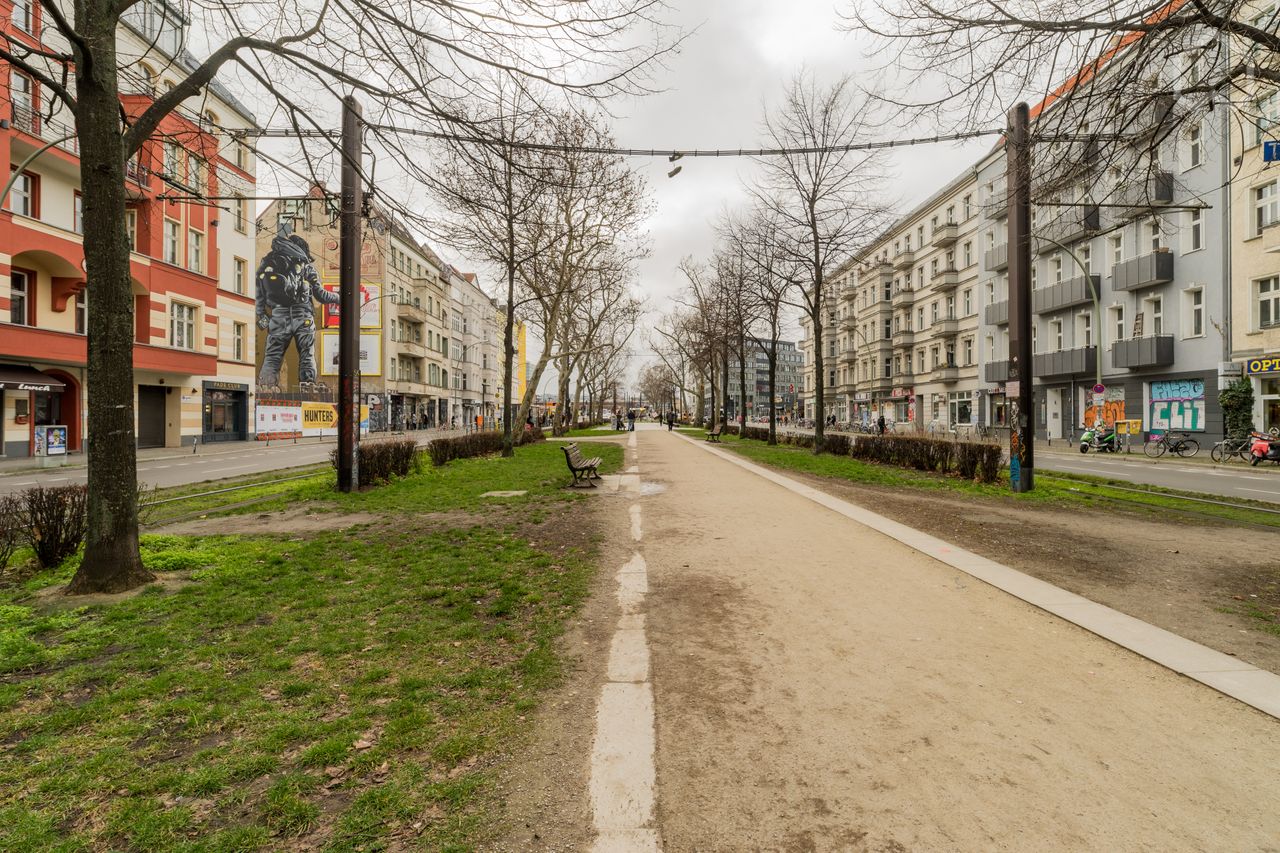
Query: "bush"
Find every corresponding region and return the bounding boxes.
[821,433,851,456]
[19,485,88,568]
[332,438,420,486]
[849,434,1003,483]
[0,494,20,573]
[427,431,506,467]
[740,426,770,442]
[519,425,546,445]
[1219,377,1255,439]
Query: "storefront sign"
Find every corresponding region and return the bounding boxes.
[1244,355,1280,376]
[204,381,249,392]
[889,386,912,399]
[1149,378,1205,432]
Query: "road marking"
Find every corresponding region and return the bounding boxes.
[589,448,660,851]
[1242,488,1280,496]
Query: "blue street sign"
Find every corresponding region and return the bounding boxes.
[1266,140,1280,163]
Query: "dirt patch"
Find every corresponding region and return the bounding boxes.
[779,468,1280,674]
[153,506,382,536]
[31,573,195,611]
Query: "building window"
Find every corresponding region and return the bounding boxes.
[13,0,34,32]
[1259,276,1280,329]
[187,229,204,272]
[1111,305,1125,342]
[963,241,972,267]
[1051,319,1063,351]
[1079,311,1093,347]
[233,322,246,361]
[73,191,83,234]
[163,219,180,264]
[1148,218,1162,251]
[7,170,37,217]
[1255,182,1278,234]
[1080,245,1092,275]
[963,337,974,365]
[1110,234,1123,269]
[1186,123,1202,168]
[233,257,247,294]
[170,301,197,349]
[164,142,182,180]
[9,271,31,326]
[1052,254,1063,283]
[963,194,972,219]
[234,194,248,233]
[1188,209,1202,251]
[963,288,972,315]
[1147,295,1164,335]
[1184,288,1204,337]
[1255,90,1279,146]
[75,290,87,335]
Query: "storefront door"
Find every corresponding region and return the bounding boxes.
[1262,378,1280,433]
[203,389,245,441]
[138,385,167,448]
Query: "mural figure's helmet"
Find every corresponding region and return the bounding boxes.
[288,234,313,260]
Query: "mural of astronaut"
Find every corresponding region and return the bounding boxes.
[255,225,340,391]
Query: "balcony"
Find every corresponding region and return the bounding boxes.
[1033,346,1097,378]
[10,104,80,157]
[932,317,961,336]
[984,360,1011,383]
[984,182,1009,219]
[1032,274,1100,314]
[892,288,915,308]
[984,243,1009,272]
[1111,335,1175,369]
[893,249,916,270]
[932,268,960,291]
[395,339,427,358]
[1112,250,1174,291]
[1127,94,1176,139]
[1035,205,1100,252]
[933,365,960,382]
[1115,171,1174,219]
[395,297,428,322]
[984,300,1009,326]
[931,222,959,248]
[892,328,915,347]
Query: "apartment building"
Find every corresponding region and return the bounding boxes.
[1228,35,1280,433]
[444,267,500,429]
[703,339,803,419]
[1,0,258,456]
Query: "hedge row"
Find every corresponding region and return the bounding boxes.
[426,432,506,467]
[331,439,421,486]
[737,428,1004,484]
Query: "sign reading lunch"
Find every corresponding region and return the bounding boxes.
[1244,355,1280,376]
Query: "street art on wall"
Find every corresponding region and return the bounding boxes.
[1084,386,1126,428]
[321,283,383,329]
[1149,378,1205,432]
[255,223,340,391]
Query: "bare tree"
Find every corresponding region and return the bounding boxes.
[1,1,674,593]
[750,73,890,452]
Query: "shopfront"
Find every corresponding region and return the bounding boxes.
[0,364,78,458]
[1245,355,1280,433]
[202,381,249,443]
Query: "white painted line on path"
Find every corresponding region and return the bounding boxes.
[678,433,1280,721]
[589,441,661,851]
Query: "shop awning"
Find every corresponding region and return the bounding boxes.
[0,365,66,392]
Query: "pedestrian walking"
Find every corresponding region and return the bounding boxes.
[877,413,886,435]
[667,411,675,431]
[627,409,636,432]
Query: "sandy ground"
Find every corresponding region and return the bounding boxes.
[498,428,1280,851]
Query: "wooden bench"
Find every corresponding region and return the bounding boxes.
[561,442,603,488]
[705,424,723,442]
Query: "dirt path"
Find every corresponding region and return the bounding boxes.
[630,429,1279,851]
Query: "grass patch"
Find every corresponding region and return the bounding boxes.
[0,441,623,850]
[711,432,1280,528]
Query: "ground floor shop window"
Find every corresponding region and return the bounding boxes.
[1262,378,1280,432]
[990,394,1007,426]
[948,391,973,426]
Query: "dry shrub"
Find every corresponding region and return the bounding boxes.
[426,432,506,467]
[19,485,88,568]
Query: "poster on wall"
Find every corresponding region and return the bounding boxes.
[1149,379,1205,432]
[319,331,382,376]
[255,223,340,391]
[321,283,383,329]
[256,405,302,436]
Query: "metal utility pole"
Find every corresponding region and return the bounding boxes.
[337,95,363,492]
[1007,103,1035,492]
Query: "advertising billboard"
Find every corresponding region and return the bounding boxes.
[319,331,382,377]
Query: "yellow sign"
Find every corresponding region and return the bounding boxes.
[1245,356,1280,376]
[1114,419,1143,435]
[302,402,338,430]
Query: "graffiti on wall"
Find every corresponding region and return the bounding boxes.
[1084,386,1126,428]
[1149,379,1205,432]
[255,223,340,391]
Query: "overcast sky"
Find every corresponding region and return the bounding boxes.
[590,0,994,387]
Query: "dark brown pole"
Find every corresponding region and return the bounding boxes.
[1007,102,1034,492]
[338,95,363,492]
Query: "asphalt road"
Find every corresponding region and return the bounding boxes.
[0,434,437,496]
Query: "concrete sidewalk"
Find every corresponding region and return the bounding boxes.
[631,428,1279,849]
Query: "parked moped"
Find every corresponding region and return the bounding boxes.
[1080,425,1119,454]
[1249,429,1280,466]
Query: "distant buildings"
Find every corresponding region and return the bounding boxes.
[707,340,803,419]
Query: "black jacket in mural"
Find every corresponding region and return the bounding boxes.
[255,233,339,321]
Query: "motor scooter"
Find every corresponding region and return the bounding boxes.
[1249,429,1280,466]
[1080,425,1119,454]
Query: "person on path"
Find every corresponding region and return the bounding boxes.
[667,411,676,431]
[627,409,636,431]
[877,413,886,435]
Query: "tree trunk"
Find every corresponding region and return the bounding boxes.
[737,332,747,431]
[694,374,705,426]
[66,17,155,594]
[812,304,825,453]
[501,160,517,457]
[767,343,778,446]
[720,343,730,429]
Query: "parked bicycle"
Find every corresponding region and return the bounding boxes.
[1143,431,1200,458]
[1210,436,1252,463]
